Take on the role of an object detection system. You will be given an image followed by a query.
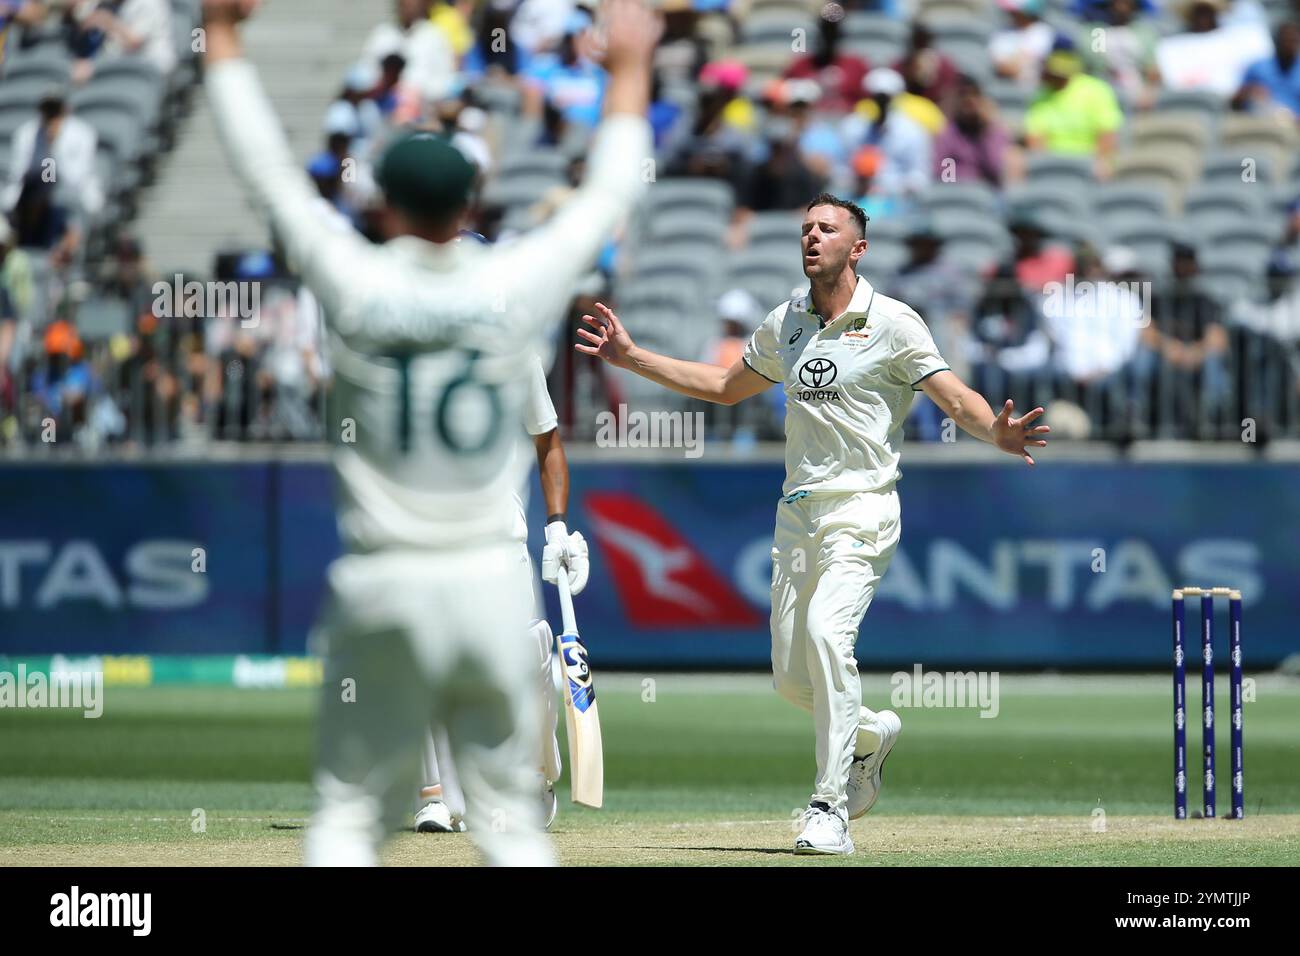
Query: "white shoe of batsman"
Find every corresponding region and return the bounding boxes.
[794,803,854,855]
[415,800,464,833]
[847,710,902,820]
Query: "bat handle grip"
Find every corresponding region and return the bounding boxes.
[556,568,578,636]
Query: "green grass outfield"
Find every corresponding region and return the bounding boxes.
[2,673,1298,866]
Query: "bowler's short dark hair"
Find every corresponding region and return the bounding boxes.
[805,193,868,238]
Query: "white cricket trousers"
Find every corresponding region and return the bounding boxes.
[770,487,902,815]
[422,613,563,820]
[304,544,554,866]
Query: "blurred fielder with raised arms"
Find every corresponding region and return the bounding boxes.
[577,194,1050,855]
[202,0,657,866]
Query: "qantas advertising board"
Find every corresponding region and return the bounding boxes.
[0,460,1296,667]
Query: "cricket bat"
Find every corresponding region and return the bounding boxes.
[554,572,603,808]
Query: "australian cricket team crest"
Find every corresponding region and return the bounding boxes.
[844,316,871,343]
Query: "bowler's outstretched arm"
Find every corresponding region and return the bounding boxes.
[920,369,1051,466]
[575,302,772,406]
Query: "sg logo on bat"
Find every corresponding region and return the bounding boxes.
[559,632,596,713]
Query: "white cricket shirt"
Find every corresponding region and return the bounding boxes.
[207,60,649,553]
[743,276,949,496]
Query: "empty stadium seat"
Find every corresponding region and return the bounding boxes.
[1183,183,1267,224]
[474,83,524,114]
[1195,248,1269,303]
[1112,147,1201,213]
[616,279,696,314]
[1005,182,1088,222]
[726,251,807,307]
[1270,186,1299,220]
[1107,219,1186,276]
[737,276,807,309]
[77,71,164,130]
[858,238,910,278]
[1219,113,1298,155]
[1094,183,1170,220]
[1153,89,1225,123]
[647,178,735,222]
[1199,151,1276,187]
[921,181,999,218]
[842,12,909,43]
[988,79,1030,115]
[0,75,60,109]
[646,207,728,245]
[497,151,568,181]
[732,43,798,84]
[1024,154,1094,192]
[79,108,148,166]
[862,218,912,243]
[2,53,70,88]
[917,0,990,21]
[1032,209,1103,250]
[1203,221,1282,260]
[0,108,32,144]
[1127,113,1211,154]
[481,175,563,209]
[740,8,815,45]
[930,218,1010,272]
[927,15,991,52]
[630,247,716,284]
[74,296,133,338]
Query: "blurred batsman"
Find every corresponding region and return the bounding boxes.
[201,0,658,865]
[416,346,586,835]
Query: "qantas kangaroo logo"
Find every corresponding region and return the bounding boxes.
[584,492,762,628]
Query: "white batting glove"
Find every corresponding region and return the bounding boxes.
[542,521,589,595]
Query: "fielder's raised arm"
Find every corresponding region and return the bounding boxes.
[499,1,661,320]
[202,0,366,314]
[204,0,659,347]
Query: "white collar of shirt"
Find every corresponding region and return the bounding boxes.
[384,235,469,272]
[791,275,876,327]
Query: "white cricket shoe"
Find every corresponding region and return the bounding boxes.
[542,780,558,830]
[415,800,463,833]
[794,802,854,855]
[847,709,902,820]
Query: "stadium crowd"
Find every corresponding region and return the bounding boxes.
[2,0,1300,450]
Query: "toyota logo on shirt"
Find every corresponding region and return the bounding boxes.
[795,358,840,401]
[798,358,837,388]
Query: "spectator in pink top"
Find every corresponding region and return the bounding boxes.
[932,76,1009,187]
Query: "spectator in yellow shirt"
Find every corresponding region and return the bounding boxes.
[1024,48,1122,178]
[429,0,473,59]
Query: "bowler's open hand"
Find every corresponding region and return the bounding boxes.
[576,302,637,370]
[990,400,1050,466]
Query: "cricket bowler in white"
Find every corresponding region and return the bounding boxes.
[577,194,1050,855]
[416,355,587,834]
[202,0,658,866]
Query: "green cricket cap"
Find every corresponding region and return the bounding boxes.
[376,131,478,222]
